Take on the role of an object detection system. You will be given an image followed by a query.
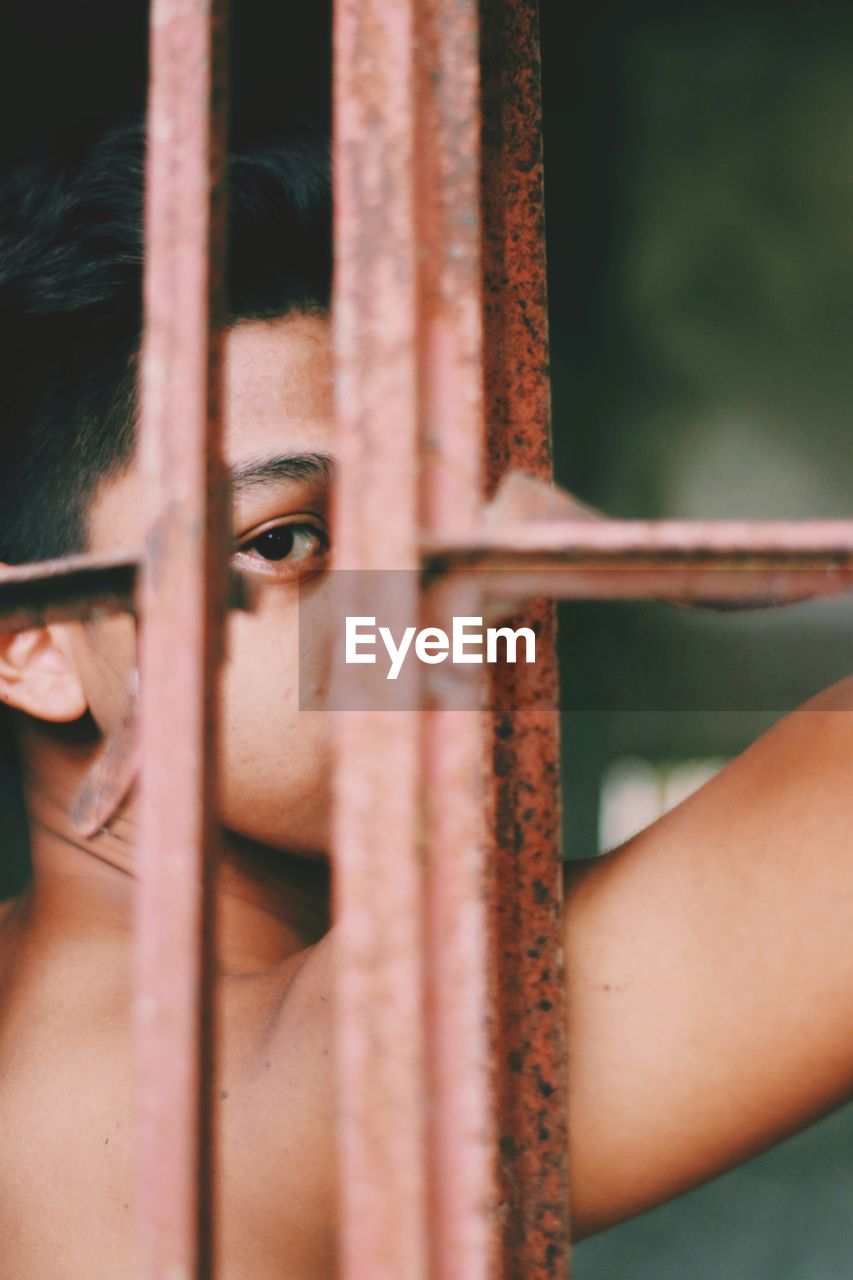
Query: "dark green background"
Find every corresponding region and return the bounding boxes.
[543,3,853,1276]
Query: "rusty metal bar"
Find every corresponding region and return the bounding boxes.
[0,551,137,632]
[427,516,853,558]
[4,516,850,639]
[425,517,853,602]
[332,2,428,1277]
[135,1,229,1277]
[416,1,498,1277]
[433,564,853,603]
[480,0,572,1274]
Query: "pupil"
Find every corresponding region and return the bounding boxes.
[258,527,295,561]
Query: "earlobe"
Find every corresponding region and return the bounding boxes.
[0,626,89,724]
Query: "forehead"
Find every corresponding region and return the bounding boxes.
[223,312,334,459]
[86,312,334,553]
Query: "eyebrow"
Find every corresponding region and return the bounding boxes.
[228,450,335,496]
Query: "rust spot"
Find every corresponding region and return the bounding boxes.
[500,1134,518,1160]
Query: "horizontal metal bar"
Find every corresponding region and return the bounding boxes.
[424,519,853,601]
[0,553,254,634]
[0,551,138,632]
[4,519,843,639]
[425,518,853,562]
[438,565,853,603]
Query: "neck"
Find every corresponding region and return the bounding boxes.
[8,738,331,978]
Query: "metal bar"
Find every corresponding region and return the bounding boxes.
[4,516,850,637]
[428,565,853,604]
[425,517,853,601]
[415,1,498,1277]
[135,1,229,1277]
[480,0,572,1274]
[332,1,428,1277]
[0,552,137,632]
[427,517,853,559]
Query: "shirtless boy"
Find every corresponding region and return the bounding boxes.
[0,123,851,1279]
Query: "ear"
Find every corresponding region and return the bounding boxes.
[0,625,88,723]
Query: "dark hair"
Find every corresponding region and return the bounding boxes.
[0,120,332,565]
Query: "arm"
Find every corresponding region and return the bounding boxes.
[562,676,853,1237]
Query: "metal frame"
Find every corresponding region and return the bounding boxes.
[1,0,852,1277]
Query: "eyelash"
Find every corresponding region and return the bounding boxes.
[234,518,330,578]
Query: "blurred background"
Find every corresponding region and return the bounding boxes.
[1,0,852,1274]
[543,2,853,1276]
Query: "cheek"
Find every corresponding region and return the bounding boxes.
[215,584,332,852]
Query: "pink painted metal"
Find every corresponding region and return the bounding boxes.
[479,1,572,1273]
[135,2,229,1277]
[426,515,853,602]
[415,2,499,1278]
[430,515,853,557]
[439,563,853,604]
[332,2,428,1277]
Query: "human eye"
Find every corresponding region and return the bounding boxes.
[234,517,330,580]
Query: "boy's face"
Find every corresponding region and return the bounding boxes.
[76,311,335,855]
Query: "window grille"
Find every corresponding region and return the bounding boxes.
[1,1,852,1277]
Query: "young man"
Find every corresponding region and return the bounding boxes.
[0,123,851,1278]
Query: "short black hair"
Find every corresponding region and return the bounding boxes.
[0,119,331,565]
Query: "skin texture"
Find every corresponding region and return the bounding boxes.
[0,314,338,1278]
[0,311,852,1275]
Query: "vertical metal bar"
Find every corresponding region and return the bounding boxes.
[332,3,428,1278]
[335,0,568,1274]
[136,2,229,1277]
[416,2,499,1278]
[480,0,572,1274]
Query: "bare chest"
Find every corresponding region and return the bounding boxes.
[0,970,335,1279]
